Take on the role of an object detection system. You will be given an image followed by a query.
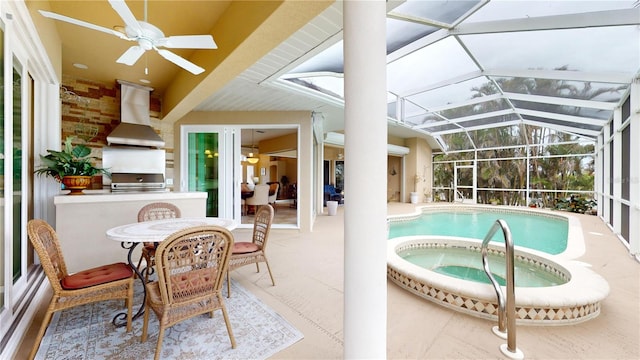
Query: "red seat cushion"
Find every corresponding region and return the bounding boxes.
[61,262,133,290]
[232,242,260,254]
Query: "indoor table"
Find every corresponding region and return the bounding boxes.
[106,217,237,327]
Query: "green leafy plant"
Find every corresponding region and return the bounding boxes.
[554,195,597,214]
[34,136,109,181]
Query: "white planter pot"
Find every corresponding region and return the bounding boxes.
[327,200,338,216]
[410,192,419,204]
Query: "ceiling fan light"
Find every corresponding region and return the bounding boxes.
[247,157,259,164]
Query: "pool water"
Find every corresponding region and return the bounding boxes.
[400,247,567,287]
[389,210,568,255]
[434,265,507,285]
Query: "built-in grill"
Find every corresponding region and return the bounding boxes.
[110,173,166,192]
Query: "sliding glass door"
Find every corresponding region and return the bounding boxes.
[180,126,239,219]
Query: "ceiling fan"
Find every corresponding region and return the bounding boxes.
[39,0,217,75]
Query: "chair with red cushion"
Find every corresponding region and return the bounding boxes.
[141,225,236,360]
[136,202,181,283]
[226,204,276,297]
[27,219,134,360]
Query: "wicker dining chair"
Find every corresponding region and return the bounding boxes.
[136,202,181,283]
[226,204,275,297]
[27,219,134,360]
[141,225,236,360]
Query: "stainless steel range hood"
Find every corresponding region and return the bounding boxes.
[107,80,165,148]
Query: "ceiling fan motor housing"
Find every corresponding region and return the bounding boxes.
[126,21,164,50]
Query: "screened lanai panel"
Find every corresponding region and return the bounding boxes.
[387,36,479,96]
[521,115,601,137]
[460,26,640,75]
[290,16,440,75]
[439,133,475,151]
[386,18,439,54]
[494,77,630,103]
[404,112,442,128]
[465,1,634,22]
[403,100,429,119]
[469,125,523,149]
[438,98,510,119]
[280,0,639,155]
[287,75,344,99]
[391,0,482,25]
[511,99,613,121]
[405,77,498,110]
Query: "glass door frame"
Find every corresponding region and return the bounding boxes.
[180,124,301,229]
[180,125,240,220]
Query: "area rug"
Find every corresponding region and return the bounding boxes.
[35,281,303,359]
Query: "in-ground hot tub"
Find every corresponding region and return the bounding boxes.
[387,236,610,325]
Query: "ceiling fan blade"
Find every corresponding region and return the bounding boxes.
[160,35,218,49]
[156,49,205,75]
[108,0,143,36]
[116,46,146,66]
[39,10,129,40]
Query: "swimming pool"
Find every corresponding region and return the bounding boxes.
[389,208,568,254]
[386,205,608,325]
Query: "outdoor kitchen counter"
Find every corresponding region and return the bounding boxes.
[54,191,207,273]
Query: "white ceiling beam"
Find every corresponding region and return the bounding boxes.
[451,8,640,35]
[387,13,453,30]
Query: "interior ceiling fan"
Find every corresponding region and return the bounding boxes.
[39,0,217,75]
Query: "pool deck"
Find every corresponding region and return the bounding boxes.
[17,202,640,359]
[247,202,639,359]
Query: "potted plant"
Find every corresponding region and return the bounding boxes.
[34,136,110,195]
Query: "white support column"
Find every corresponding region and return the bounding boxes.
[612,107,622,233]
[603,121,611,224]
[629,78,640,256]
[595,133,603,218]
[343,0,388,358]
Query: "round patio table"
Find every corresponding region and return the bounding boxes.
[106,217,237,326]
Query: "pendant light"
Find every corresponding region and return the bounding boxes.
[247,130,259,164]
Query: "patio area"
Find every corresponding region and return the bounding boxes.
[19,203,638,359]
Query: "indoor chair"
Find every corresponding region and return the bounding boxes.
[244,183,270,214]
[324,184,343,205]
[226,204,275,297]
[141,225,236,360]
[267,182,279,210]
[136,202,181,283]
[27,219,134,360]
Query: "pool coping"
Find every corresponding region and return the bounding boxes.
[386,205,610,325]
